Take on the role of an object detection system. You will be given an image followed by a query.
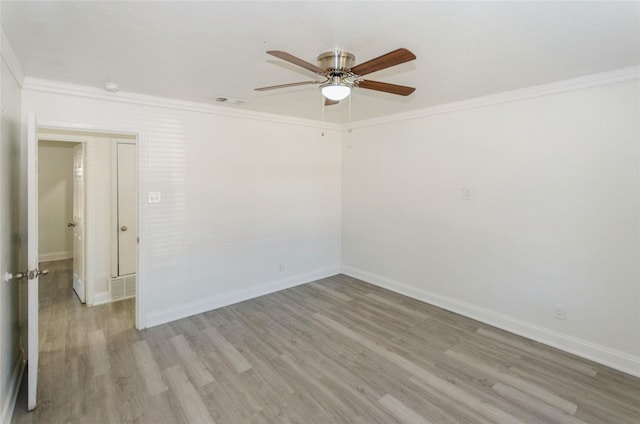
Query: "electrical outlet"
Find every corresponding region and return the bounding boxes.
[554,304,566,320]
[461,186,473,200]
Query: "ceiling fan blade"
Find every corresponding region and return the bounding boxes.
[325,98,339,106]
[357,80,416,96]
[254,81,319,91]
[267,51,325,74]
[351,48,416,76]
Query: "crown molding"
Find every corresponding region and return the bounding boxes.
[347,66,640,130]
[1,30,25,87]
[20,66,638,132]
[21,77,341,131]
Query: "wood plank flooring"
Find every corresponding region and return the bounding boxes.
[12,259,640,423]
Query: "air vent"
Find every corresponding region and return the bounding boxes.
[109,274,136,301]
[215,96,248,104]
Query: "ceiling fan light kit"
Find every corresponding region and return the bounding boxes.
[321,76,351,101]
[256,48,416,106]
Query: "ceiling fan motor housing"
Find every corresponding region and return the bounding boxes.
[317,51,356,73]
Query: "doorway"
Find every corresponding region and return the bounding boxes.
[25,119,141,411]
[37,140,85,302]
[37,129,138,307]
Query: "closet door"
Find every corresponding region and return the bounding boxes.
[116,143,137,275]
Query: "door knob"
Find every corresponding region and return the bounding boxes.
[68,222,75,227]
[120,226,128,232]
[12,272,28,280]
[11,269,48,281]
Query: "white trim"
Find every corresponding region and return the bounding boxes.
[92,291,110,306]
[39,251,73,262]
[20,68,638,132]
[73,143,87,304]
[0,356,25,424]
[347,66,640,129]
[342,265,640,378]
[38,131,89,143]
[110,141,118,278]
[134,140,143,329]
[145,266,340,328]
[26,111,39,411]
[1,30,24,87]
[22,77,342,131]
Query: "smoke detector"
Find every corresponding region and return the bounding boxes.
[104,82,120,93]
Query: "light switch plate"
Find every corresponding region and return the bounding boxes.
[148,191,161,203]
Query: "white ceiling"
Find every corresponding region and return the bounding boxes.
[2,1,639,123]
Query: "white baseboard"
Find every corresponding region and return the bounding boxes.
[342,265,640,378]
[0,355,25,424]
[92,291,110,306]
[146,266,341,328]
[39,251,72,262]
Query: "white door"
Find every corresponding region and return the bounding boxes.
[27,112,42,411]
[72,144,86,302]
[117,143,137,275]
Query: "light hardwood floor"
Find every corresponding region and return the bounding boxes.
[12,259,640,423]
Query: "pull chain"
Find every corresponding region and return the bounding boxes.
[321,94,325,136]
[348,92,352,129]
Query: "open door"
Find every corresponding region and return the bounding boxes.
[27,112,46,410]
[72,144,86,302]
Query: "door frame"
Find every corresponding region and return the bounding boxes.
[71,143,87,303]
[36,122,144,330]
[26,112,39,411]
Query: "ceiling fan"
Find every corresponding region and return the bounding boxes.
[255,48,417,106]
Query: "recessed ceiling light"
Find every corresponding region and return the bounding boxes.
[104,82,120,92]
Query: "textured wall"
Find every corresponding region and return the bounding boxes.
[23,89,342,327]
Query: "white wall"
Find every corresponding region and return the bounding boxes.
[342,78,640,375]
[38,141,75,261]
[23,87,342,327]
[0,47,24,422]
[20,71,638,377]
